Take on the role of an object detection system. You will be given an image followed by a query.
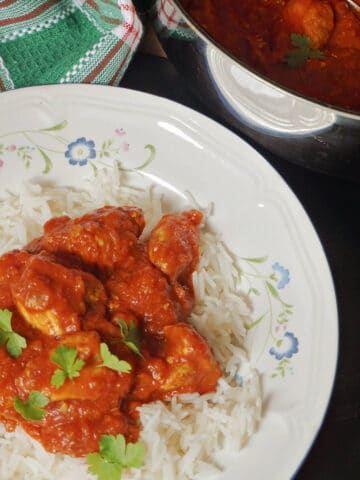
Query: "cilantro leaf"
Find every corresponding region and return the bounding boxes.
[308,49,325,60]
[14,390,49,420]
[50,345,85,388]
[86,434,145,480]
[291,32,311,49]
[87,454,122,480]
[286,33,324,68]
[100,434,126,463]
[118,319,143,357]
[123,441,145,468]
[51,369,67,388]
[0,308,27,358]
[99,343,132,373]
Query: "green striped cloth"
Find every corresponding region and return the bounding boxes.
[0,0,143,91]
[149,0,197,41]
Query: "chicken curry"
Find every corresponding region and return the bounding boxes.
[0,206,221,457]
[181,0,360,111]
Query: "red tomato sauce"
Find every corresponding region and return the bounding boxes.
[0,206,222,457]
[181,0,360,111]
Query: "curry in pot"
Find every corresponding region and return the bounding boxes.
[181,0,360,111]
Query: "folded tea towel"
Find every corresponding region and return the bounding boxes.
[149,0,197,40]
[0,0,143,91]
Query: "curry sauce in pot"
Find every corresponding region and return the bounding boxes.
[181,0,360,111]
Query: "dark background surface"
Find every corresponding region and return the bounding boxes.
[121,53,360,479]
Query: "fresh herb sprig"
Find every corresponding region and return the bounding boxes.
[51,345,85,388]
[14,390,49,420]
[100,343,132,373]
[86,434,145,480]
[118,319,143,358]
[286,33,324,68]
[0,308,27,358]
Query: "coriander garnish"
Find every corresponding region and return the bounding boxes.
[286,33,324,68]
[0,308,27,358]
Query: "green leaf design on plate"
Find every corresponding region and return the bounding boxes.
[37,147,52,174]
[266,281,281,301]
[241,256,268,263]
[245,312,268,330]
[39,121,68,132]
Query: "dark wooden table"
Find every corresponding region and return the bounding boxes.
[121,52,360,479]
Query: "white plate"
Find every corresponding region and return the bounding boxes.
[0,84,338,480]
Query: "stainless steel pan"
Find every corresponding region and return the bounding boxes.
[151,0,360,179]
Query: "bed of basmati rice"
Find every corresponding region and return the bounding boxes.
[0,168,261,480]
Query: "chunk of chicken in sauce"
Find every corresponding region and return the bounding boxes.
[272,0,335,59]
[106,243,184,335]
[10,252,107,336]
[27,206,145,271]
[148,209,203,284]
[16,331,135,403]
[329,0,360,50]
[0,250,32,310]
[131,322,222,403]
[0,206,221,457]
[11,254,83,336]
[107,209,203,334]
[148,209,203,317]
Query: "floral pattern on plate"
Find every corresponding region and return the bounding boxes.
[239,257,299,378]
[0,120,156,175]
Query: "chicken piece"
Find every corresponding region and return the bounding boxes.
[52,332,135,402]
[33,401,131,457]
[283,0,334,48]
[11,253,85,336]
[159,322,222,395]
[27,206,145,271]
[131,322,222,402]
[271,0,334,61]
[9,248,108,337]
[17,330,135,405]
[106,244,184,335]
[0,250,32,309]
[25,243,84,271]
[148,209,203,284]
[80,270,108,316]
[59,330,100,357]
[328,0,360,49]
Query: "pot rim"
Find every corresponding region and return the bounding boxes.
[171,0,360,120]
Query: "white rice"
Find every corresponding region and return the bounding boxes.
[0,168,261,480]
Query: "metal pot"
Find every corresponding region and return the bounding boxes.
[150,0,360,179]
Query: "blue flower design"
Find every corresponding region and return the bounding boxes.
[65,137,96,166]
[269,332,299,360]
[272,262,290,289]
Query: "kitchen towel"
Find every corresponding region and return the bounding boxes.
[148,0,196,41]
[0,0,143,91]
